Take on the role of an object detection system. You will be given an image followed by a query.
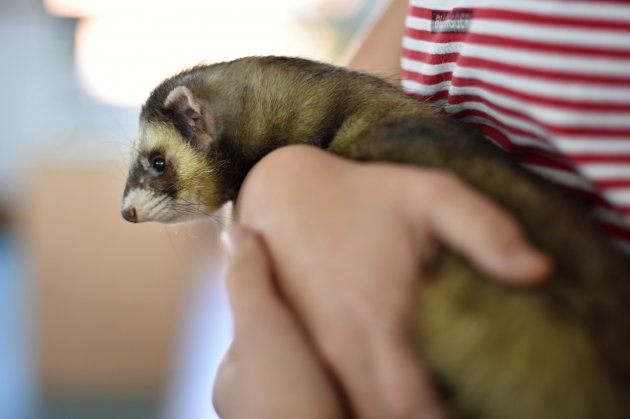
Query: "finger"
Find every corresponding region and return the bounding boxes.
[316,324,384,418]
[220,224,347,419]
[221,223,324,374]
[420,174,551,284]
[322,325,448,419]
[221,224,285,337]
[371,336,449,419]
[212,344,238,418]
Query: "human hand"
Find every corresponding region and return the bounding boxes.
[235,145,550,419]
[213,224,348,419]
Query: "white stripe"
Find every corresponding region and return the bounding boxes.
[594,207,630,228]
[603,189,630,206]
[522,164,595,191]
[405,61,457,76]
[554,139,630,154]
[409,0,630,21]
[400,78,441,94]
[403,36,464,55]
[580,164,630,179]
[406,16,630,51]
[406,16,434,32]
[611,238,630,254]
[401,79,451,96]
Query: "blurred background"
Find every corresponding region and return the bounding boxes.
[0,0,390,418]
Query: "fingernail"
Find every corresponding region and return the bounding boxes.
[221,225,250,254]
[507,247,551,280]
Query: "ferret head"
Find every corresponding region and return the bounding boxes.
[121,85,225,223]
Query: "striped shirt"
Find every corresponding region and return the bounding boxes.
[401,0,630,251]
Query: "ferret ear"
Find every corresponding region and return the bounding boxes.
[163,86,216,147]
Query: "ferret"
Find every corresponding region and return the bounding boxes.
[121,56,630,419]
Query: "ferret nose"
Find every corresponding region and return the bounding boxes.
[122,206,138,223]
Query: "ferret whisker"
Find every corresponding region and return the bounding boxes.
[210,216,228,229]
[209,215,233,223]
[168,203,212,218]
[148,195,170,212]
[102,139,143,155]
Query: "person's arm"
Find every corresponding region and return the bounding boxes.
[234,145,548,419]
[341,0,408,79]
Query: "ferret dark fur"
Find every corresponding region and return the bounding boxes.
[121,56,630,419]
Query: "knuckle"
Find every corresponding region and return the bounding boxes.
[239,146,315,213]
[471,204,522,244]
[487,219,525,250]
[433,170,464,190]
[252,145,314,182]
[317,323,367,364]
[422,170,465,198]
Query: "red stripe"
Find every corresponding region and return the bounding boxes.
[406,90,452,104]
[593,179,630,189]
[449,108,551,146]
[472,123,563,159]
[614,208,630,217]
[408,6,630,31]
[518,153,578,172]
[404,27,630,59]
[407,6,437,20]
[430,103,552,145]
[401,70,453,86]
[405,27,468,43]
[570,154,630,163]
[551,183,601,204]
[472,123,514,149]
[601,221,630,242]
[402,48,461,65]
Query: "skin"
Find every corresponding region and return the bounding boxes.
[213,225,347,419]
[227,145,549,419]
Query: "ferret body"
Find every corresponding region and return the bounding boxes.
[121,56,630,419]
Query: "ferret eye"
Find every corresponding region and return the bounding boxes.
[152,157,166,173]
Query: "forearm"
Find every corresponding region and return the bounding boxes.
[341,0,408,79]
